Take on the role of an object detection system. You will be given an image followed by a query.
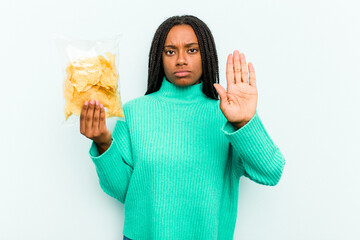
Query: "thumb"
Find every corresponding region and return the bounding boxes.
[213,84,227,102]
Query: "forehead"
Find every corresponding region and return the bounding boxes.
[164,25,198,45]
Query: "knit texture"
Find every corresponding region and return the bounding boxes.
[89,76,285,240]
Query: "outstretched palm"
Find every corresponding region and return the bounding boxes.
[213,50,258,129]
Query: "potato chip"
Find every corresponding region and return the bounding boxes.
[63,52,124,120]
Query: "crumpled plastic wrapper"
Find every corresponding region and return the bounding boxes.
[63,52,124,120]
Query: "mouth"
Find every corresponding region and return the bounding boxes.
[174,71,191,77]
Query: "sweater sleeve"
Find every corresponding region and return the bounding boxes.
[89,119,134,204]
[221,111,285,186]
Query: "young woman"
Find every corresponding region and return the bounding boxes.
[80,15,285,240]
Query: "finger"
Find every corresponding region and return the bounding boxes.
[233,50,241,84]
[213,83,228,103]
[240,53,248,84]
[248,62,256,87]
[99,103,106,132]
[226,54,235,88]
[93,100,100,132]
[85,99,95,135]
[80,101,88,135]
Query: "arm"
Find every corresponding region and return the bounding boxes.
[89,119,134,203]
[221,111,285,186]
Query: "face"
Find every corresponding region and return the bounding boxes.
[162,24,203,87]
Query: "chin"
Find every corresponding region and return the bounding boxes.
[173,78,199,86]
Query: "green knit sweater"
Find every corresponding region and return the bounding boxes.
[89,76,285,240]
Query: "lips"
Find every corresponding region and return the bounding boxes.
[174,71,191,77]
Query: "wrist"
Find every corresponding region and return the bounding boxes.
[231,121,248,130]
[231,112,256,130]
[98,139,112,148]
[96,133,112,147]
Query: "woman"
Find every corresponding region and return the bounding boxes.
[81,15,285,240]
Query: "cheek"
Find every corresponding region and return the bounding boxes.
[196,56,202,71]
[162,57,170,72]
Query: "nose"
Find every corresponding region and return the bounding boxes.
[176,50,187,66]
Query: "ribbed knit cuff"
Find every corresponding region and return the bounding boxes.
[221,111,263,141]
[221,111,285,186]
[89,137,122,176]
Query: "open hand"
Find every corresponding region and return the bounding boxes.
[213,50,258,129]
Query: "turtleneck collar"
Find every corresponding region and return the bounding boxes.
[152,76,208,104]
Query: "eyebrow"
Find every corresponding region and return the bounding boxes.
[164,43,199,48]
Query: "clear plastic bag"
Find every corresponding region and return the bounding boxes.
[54,33,124,126]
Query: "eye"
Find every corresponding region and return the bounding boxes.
[188,48,198,53]
[164,50,175,55]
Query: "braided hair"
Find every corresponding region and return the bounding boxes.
[145,15,219,100]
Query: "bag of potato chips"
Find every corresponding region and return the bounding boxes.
[55,34,124,126]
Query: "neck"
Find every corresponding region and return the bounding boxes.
[152,76,208,104]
